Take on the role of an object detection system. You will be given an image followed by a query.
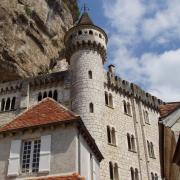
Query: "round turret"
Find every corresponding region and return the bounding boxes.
[64,12,108,63]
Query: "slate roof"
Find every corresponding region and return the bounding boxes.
[78,12,94,25]
[0,98,79,133]
[159,102,180,118]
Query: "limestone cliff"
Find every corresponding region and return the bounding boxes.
[0,0,79,81]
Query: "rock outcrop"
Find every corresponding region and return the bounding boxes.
[0,0,79,81]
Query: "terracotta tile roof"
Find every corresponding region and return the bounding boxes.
[159,102,180,118]
[0,98,80,133]
[29,173,85,180]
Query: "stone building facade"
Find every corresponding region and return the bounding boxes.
[0,12,164,180]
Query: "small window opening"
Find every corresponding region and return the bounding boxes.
[109,93,113,107]
[88,70,92,79]
[89,30,93,35]
[11,97,16,110]
[127,133,131,150]
[105,92,109,106]
[124,101,127,114]
[78,30,82,35]
[109,162,114,180]
[99,34,102,38]
[1,98,5,111]
[38,92,42,102]
[5,98,11,111]
[43,92,47,98]
[131,167,135,180]
[107,126,111,144]
[48,91,53,98]
[89,103,94,113]
[53,90,58,101]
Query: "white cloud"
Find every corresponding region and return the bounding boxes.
[101,0,180,102]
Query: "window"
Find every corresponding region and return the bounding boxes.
[151,172,155,180]
[89,30,93,35]
[89,103,94,113]
[127,133,136,152]
[107,126,116,146]
[5,98,11,111]
[21,139,41,173]
[105,92,109,106]
[147,141,155,158]
[105,92,113,108]
[1,97,17,112]
[131,167,139,180]
[38,90,58,102]
[155,173,158,180]
[109,162,119,180]
[88,70,92,79]
[144,110,149,124]
[78,30,82,35]
[11,97,16,110]
[1,98,5,111]
[123,100,131,116]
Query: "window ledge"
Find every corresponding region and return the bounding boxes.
[145,122,151,125]
[124,113,132,117]
[149,156,156,159]
[0,109,17,113]
[108,143,117,147]
[128,149,137,153]
[105,105,114,109]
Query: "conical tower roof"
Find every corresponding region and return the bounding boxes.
[78,12,94,25]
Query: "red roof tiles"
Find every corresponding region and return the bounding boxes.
[159,102,180,118]
[0,98,80,133]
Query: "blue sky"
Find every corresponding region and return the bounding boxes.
[77,0,180,102]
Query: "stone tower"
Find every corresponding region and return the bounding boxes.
[64,12,108,143]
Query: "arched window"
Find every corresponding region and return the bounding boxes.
[131,135,136,151]
[150,142,155,158]
[127,102,131,115]
[131,167,135,180]
[107,126,111,144]
[43,92,47,98]
[11,97,16,110]
[88,70,92,79]
[5,98,11,111]
[135,168,139,180]
[109,162,114,180]
[89,103,94,113]
[78,30,82,35]
[105,92,108,106]
[89,30,93,35]
[114,163,119,180]
[99,34,102,38]
[48,91,53,98]
[112,128,116,145]
[155,173,158,180]
[38,92,42,102]
[151,172,155,180]
[109,93,113,107]
[1,98,5,111]
[144,110,149,124]
[123,101,127,114]
[127,133,131,150]
[53,90,58,101]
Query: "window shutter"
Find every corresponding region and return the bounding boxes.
[39,135,51,173]
[7,140,21,176]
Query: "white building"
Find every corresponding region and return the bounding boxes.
[0,12,164,180]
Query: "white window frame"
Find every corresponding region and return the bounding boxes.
[21,139,41,174]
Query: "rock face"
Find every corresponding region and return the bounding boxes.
[0,0,79,82]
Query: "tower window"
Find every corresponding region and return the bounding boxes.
[123,100,131,116]
[88,70,92,79]
[48,91,53,98]
[1,98,5,111]
[99,34,102,38]
[11,97,16,110]
[38,92,42,102]
[107,126,117,146]
[78,30,82,35]
[5,98,11,111]
[89,30,93,35]
[147,141,155,158]
[53,90,58,101]
[127,133,136,152]
[109,162,119,180]
[43,92,47,98]
[105,92,114,108]
[144,110,150,124]
[131,167,139,180]
[89,103,94,113]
